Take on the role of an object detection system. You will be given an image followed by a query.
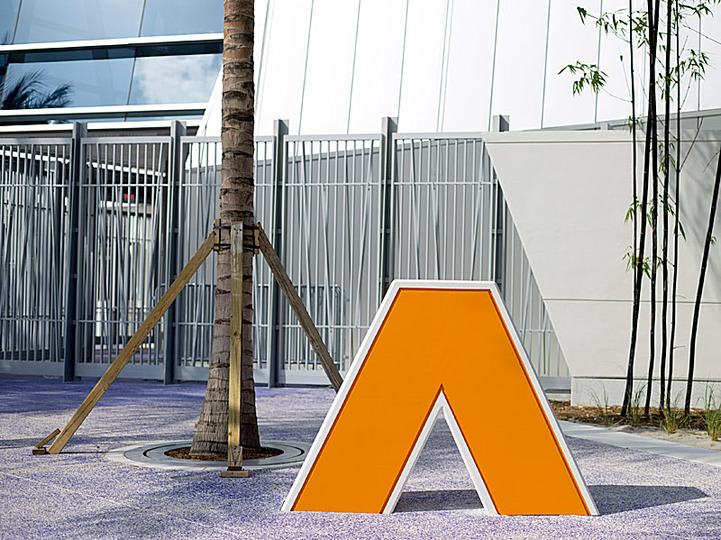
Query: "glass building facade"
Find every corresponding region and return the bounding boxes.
[0,0,222,117]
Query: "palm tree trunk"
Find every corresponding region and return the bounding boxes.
[191,0,260,455]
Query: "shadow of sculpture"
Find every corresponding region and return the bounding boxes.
[394,485,708,515]
[395,489,482,513]
[589,484,708,515]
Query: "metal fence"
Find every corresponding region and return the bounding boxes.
[0,138,70,373]
[0,119,570,388]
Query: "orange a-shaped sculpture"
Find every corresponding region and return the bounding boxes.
[282,281,597,516]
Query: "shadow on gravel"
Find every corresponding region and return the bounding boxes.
[395,489,482,513]
[395,485,708,515]
[590,484,708,514]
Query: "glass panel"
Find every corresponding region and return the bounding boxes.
[128,54,221,105]
[124,115,200,122]
[140,0,223,37]
[3,58,134,108]
[0,0,20,44]
[14,0,143,44]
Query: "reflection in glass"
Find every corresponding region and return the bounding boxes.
[0,0,21,107]
[140,0,223,37]
[14,0,144,44]
[1,70,71,109]
[0,0,20,44]
[5,58,134,107]
[129,54,221,105]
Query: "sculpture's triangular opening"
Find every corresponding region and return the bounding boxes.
[389,389,493,514]
[282,281,598,516]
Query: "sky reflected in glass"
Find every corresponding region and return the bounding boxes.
[140,0,222,37]
[129,54,221,104]
[14,0,143,44]
[0,0,20,44]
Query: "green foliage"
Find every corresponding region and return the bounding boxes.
[577,6,589,24]
[626,115,644,131]
[660,394,684,434]
[577,6,629,36]
[624,198,640,224]
[559,62,608,95]
[571,1,716,103]
[589,387,613,426]
[628,384,645,427]
[704,386,721,441]
[623,247,653,278]
[682,1,719,18]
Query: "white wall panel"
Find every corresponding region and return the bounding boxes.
[677,9,701,113]
[254,0,313,134]
[700,11,721,112]
[485,131,721,404]
[595,0,634,123]
[346,0,407,133]
[542,0,599,127]
[396,0,447,132]
[296,1,357,134]
[490,0,549,130]
[248,0,721,135]
[440,0,498,132]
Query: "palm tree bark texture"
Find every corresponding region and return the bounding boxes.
[191,0,260,455]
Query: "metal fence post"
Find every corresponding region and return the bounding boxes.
[163,120,186,384]
[379,117,397,298]
[63,122,87,382]
[491,115,509,295]
[267,119,288,388]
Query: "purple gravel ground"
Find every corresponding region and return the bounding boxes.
[1,378,720,539]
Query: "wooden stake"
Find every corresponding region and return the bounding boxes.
[33,428,60,455]
[222,222,248,478]
[220,446,249,478]
[256,223,344,392]
[45,232,216,454]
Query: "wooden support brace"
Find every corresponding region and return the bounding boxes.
[222,222,248,478]
[33,428,60,455]
[43,231,217,455]
[255,223,344,392]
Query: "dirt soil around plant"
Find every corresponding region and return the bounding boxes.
[549,400,708,430]
[166,446,282,461]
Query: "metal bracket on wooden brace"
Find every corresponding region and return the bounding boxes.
[243,224,260,255]
[220,445,249,478]
[212,219,231,252]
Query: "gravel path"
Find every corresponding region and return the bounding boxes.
[1,378,720,539]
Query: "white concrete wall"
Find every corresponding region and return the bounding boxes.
[484,130,721,406]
